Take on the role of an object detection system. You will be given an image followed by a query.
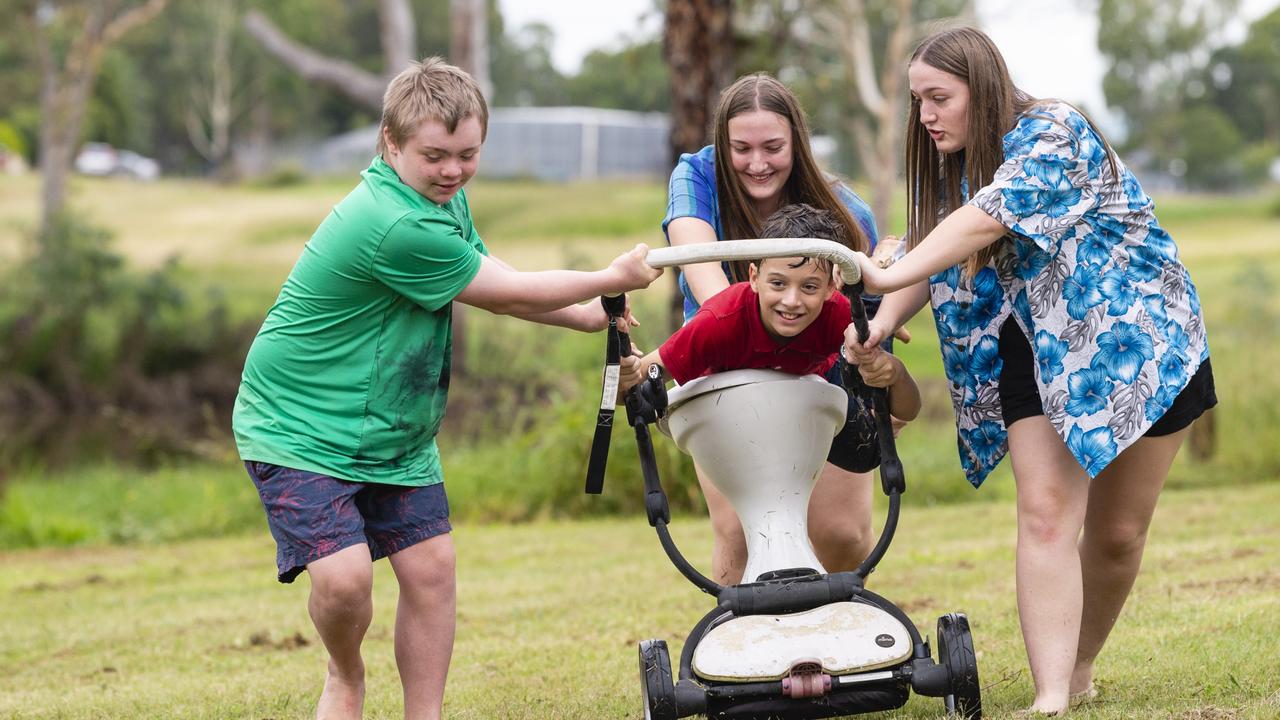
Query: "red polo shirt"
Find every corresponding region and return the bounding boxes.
[659,282,852,385]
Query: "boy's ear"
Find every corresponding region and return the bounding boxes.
[823,265,840,300]
[748,262,760,286]
[821,279,837,301]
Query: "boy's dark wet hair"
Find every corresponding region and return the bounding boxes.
[757,203,845,274]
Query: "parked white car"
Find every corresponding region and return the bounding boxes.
[74,142,160,180]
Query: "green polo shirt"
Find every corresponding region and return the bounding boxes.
[232,156,487,486]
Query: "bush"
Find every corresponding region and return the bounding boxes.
[0,118,27,158]
[0,214,252,466]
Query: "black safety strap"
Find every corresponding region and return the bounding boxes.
[584,294,630,494]
[842,282,905,496]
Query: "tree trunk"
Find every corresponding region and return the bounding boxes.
[824,0,913,236]
[450,0,492,100]
[184,1,237,175]
[663,0,734,166]
[662,0,734,331]
[34,0,169,238]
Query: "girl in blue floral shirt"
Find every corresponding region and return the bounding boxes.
[847,28,1216,716]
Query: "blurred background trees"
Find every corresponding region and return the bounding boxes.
[0,0,1278,470]
[1,0,1274,192]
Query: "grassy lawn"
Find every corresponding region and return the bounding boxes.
[1,173,1278,718]
[1,481,1277,719]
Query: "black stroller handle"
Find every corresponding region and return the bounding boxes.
[584,294,630,494]
[841,281,907,579]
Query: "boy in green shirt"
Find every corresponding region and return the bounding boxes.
[232,58,660,720]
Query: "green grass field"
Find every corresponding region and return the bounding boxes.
[1,482,1277,719]
[1,173,1279,718]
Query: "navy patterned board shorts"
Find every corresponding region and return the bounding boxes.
[244,461,452,583]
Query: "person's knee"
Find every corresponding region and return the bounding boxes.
[810,517,873,571]
[1087,519,1150,561]
[311,565,373,611]
[393,536,457,605]
[1017,483,1085,546]
[708,509,746,547]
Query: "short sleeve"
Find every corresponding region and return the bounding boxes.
[455,189,489,257]
[662,146,719,239]
[658,308,732,385]
[372,212,483,312]
[823,292,853,348]
[968,110,1101,255]
[834,182,879,251]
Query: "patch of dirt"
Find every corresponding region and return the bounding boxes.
[1177,573,1279,594]
[18,573,110,593]
[898,597,937,613]
[1229,548,1262,560]
[231,631,311,652]
[1177,707,1240,719]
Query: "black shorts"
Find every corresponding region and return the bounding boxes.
[997,317,1217,435]
[824,294,889,474]
[824,356,882,474]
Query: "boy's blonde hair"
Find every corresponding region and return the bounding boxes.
[377,57,489,155]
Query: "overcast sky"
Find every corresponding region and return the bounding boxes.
[497,0,1280,134]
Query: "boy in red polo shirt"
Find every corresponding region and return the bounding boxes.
[625,204,920,472]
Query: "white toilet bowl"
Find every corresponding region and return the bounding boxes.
[657,369,847,583]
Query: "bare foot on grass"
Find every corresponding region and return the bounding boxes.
[316,660,364,720]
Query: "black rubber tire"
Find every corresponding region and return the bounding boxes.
[937,613,982,719]
[639,638,678,720]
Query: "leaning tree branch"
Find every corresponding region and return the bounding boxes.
[243,9,386,110]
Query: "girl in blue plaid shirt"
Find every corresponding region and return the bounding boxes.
[661,72,896,588]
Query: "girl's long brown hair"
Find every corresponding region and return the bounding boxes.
[713,73,871,281]
[905,27,1117,277]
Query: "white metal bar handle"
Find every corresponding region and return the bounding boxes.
[642,238,863,286]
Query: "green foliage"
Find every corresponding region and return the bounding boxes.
[0,118,26,157]
[1098,0,1241,144]
[566,41,669,112]
[0,464,262,549]
[1151,104,1247,189]
[1204,7,1280,145]
[84,50,152,153]
[490,21,570,106]
[0,213,251,465]
[247,164,309,188]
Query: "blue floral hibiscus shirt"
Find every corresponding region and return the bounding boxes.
[930,101,1210,488]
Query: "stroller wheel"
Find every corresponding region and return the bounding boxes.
[937,613,982,719]
[639,639,678,720]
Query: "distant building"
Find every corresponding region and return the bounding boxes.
[263,106,671,182]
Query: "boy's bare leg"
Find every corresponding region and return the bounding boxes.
[807,463,875,573]
[1072,428,1186,695]
[1007,416,1091,715]
[307,544,374,720]
[695,461,747,586]
[388,533,457,720]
